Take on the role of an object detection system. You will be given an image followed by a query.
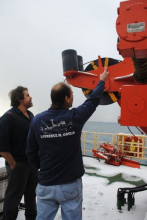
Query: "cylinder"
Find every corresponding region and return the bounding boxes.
[62,49,78,72]
[77,55,84,71]
[132,57,147,83]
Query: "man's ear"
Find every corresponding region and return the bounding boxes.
[18,99,23,104]
[65,96,69,103]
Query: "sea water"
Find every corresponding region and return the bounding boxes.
[83,121,142,135]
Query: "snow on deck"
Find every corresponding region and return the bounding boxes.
[1,157,147,220]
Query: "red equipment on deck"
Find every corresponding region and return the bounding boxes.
[92,143,140,168]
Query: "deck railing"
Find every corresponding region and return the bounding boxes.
[81,131,147,160]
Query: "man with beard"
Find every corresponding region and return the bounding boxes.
[0,86,38,220]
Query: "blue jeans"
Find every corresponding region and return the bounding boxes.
[36,178,82,220]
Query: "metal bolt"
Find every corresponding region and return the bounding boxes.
[117,21,120,25]
[142,34,146,38]
[126,6,130,10]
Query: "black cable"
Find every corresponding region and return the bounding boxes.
[127,126,139,140]
[78,60,95,68]
[136,126,145,135]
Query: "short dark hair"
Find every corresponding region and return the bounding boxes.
[9,86,28,107]
[51,82,71,109]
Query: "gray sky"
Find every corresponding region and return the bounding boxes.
[0,0,124,122]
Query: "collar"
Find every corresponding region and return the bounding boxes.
[13,106,22,115]
[13,106,31,116]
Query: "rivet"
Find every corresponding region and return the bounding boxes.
[133,33,136,36]
[142,34,146,38]
[126,6,130,10]
[117,21,120,25]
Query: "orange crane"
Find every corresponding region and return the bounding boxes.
[62,0,147,135]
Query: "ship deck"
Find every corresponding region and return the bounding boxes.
[1,157,147,220]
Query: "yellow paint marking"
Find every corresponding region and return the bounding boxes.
[91,62,98,70]
[104,57,109,67]
[108,93,118,102]
[83,89,92,95]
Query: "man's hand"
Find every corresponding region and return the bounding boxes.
[10,161,16,170]
[0,152,16,169]
[100,67,109,82]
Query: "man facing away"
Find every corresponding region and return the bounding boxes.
[27,68,109,220]
[0,86,38,220]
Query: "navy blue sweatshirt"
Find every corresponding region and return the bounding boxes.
[27,80,105,185]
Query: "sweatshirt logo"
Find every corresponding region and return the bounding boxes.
[40,119,73,134]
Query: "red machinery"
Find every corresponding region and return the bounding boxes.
[92,143,140,168]
[62,0,147,135]
[116,0,147,58]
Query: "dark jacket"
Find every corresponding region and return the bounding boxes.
[0,107,34,162]
[27,80,105,185]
